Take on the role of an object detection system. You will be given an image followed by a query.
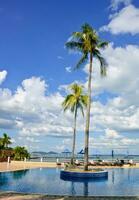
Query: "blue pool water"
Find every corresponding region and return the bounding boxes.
[0,168,139,196]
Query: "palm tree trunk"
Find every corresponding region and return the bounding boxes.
[71,105,77,165]
[84,53,93,171]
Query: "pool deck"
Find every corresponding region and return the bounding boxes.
[0,161,57,172]
[0,193,139,200]
[0,161,139,172]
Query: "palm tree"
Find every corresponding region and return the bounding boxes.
[66,23,108,170]
[2,133,12,149]
[62,83,88,165]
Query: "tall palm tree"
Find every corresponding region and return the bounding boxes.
[2,133,12,149]
[62,83,88,165]
[66,23,108,170]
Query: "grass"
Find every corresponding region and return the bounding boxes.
[65,167,104,173]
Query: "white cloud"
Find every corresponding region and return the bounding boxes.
[0,76,74,139]
[0,70,7,85]
[57,138,72,152]
[0,42,139,153]
[90,100,139,134]
[110,0,132,11]
[11,138,16,144]
[26,137,40,143]
[57,56,64,60]
[84,43,139,103]
[65,66,72,73]
[101,5,139,35]
[105,129,121,139]
[82,43,139,139]
[89,130,139,151]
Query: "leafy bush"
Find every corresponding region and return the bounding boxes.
[14,146,30,161]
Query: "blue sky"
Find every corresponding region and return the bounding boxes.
[0,0,139,154]
[0,0,111,91]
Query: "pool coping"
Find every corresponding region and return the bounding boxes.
[0,166,139,174]
[1,192,139,199]
[0,166,139,173]
[0,161,139,173]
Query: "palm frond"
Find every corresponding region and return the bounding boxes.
[72,32,84,41]
[65,41,83,52]
[81,23,94,34]
[65,23,108,76]
[76,53,88,69]
[62,84,87,116]
[94,51,107,76]
[80,95,88,107]
[97,41,109,49]
[62,94,75,112]
[71,103,76,113]
[69,83,83,95]
[77,102,84,117]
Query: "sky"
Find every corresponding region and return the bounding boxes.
[0,0,139,155]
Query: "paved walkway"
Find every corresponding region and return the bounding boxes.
[1,161,139,173]
[0,193,139,200]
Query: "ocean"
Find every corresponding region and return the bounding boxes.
[29,154,139,162]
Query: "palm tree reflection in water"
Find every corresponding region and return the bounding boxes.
[128,168,131,181]
[0,173,8,186]
[70,181,88,196]
[61,176,108,196]
[12,169,29,180]
[71,182,76,196]
[112,169,115,184]
[83,182,88,196]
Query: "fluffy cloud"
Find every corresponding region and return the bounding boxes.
[84,43,139,104]
[0,41,139,152]
[105,129,121,139]
[110,0,132,11]
[101,5,139,35]
[0,70,7,85]
[65,66,72,73]
[0,76,74,139]
[83,43,139,146]
[54,138,72,152]
[89,129,139,152]
[91,100,139,133]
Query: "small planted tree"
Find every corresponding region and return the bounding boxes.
[62,83,88,165]
[66,23,108,170]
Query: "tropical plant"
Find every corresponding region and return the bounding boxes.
[65,23,108,170]
[14,146,30,161]
[1,133,12,149]
[62,83,88,165]
[0,137,4,149]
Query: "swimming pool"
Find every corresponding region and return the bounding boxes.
[0,168,139,196]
